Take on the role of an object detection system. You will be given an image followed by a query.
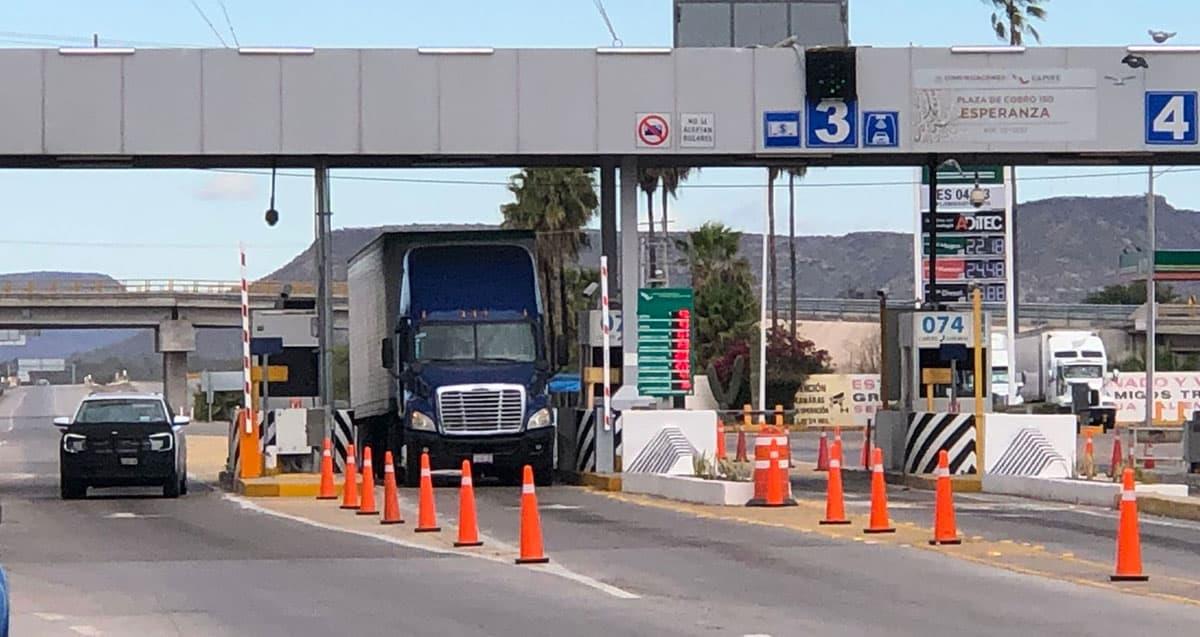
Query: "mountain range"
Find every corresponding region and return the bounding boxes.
[2,194,1189,377]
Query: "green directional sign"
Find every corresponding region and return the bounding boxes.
[922,237,966,256]
[637,287,694,397]
[921,164,1003,185]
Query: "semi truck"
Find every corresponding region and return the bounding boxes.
[989,332,1022,407]
[1015,328,1116,428]
[348,230,555,487]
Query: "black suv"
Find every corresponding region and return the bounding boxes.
[56,394,189,499]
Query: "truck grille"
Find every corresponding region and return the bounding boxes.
[88,437,148,454]
[437,385,525,435]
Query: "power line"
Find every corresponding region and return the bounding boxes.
[216,0,241,48]
[0,30,204,47]
[187,0,229,48]
[206,166,1200,191]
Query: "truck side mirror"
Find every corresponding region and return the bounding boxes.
[381,337,394,370]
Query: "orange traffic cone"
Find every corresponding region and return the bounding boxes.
[339,443,360,510]
[864,447,895,534]
[316,438,337,500]
[515,465,549,564]
[716,423,727,461]
[380,451,404,525]
[815,431,829,471]
[1143,442,1156,470]
[735,429,749,462]
[454,460,483,547]
[747,439,797,507]
[930,449,961,545]
[859,428,870,470]
[834,427,843,461]
[357,447,378,516]
[1110,436,1123,482]
[820,440,850,525]
[1082,431,1096,480]
[414,452,441,533]
[1111,468,1149,581]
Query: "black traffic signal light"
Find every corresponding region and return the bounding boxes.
[805,47,857,104]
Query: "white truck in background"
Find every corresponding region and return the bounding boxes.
[1016,328,1116,429]
[990,332,1022,407]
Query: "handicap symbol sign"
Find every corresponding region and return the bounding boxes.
[763,111,801,148]
[863,111,899,147]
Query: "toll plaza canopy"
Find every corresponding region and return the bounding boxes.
[6,45,1200,167]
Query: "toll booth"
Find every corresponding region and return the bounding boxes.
[250,309,319,409]
[897,310,992,414]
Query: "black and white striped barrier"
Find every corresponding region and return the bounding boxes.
[332,409,355,474]
[572,408,622,473]
[905,412,976,475]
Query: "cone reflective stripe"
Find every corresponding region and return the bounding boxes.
[515,465,549,564]
[930,449,961,545]
[735,429,748,462]
[380,451,404,525]
[316,438,337,500]
[414,452,441,533]
[356,447,378,515]
[454,460,483,547]
[863,447,895,534]
[339,444,360,510]
[815,431,829,471]
[1111,468,1149,581]
[820,441,850,525]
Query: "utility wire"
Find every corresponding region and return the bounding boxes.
[205,166,1200,191]
[216,0,241,48]
[592,0,622,46]
[0,30,203,47]
[187,0,229,48]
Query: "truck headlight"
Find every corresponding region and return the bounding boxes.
[148,432,174,452]
[527,408,553,429]
[410,411,436,432]
[62,433,86,454]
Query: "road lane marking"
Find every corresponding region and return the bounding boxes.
[224,494,640,600]
[103,512,164,519]
[69,626,103,636]
[33,612,66,621]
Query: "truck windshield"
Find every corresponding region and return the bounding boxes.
[992,367,1008,384]
[74,399,168,424]
[415,322,536,363]
[1061,365,1103,380]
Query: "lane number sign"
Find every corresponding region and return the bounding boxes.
[806,99,858,148]
[913,311,980,347]
[1145,91,1197,145]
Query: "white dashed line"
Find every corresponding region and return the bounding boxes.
[69,625,103,636]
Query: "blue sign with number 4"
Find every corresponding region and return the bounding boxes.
[1145,91,1197,145]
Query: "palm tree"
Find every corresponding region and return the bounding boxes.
[658,167,694,283]
[501,168,598,369]
[766,167,781,331]
[637,169,661,280]
[988,0,1047,45]
[786,166,807,341]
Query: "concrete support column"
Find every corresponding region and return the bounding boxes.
[157,320,196,416]
[315,165,335,440]
[599,161,619,299]
[619,156,639,383]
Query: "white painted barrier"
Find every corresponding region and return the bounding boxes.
[984,413,1076,478]
[982,474,1188,507]
[622,473,754,506]
[620,410,717,475]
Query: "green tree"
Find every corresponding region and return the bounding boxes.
[785,166,807,341]
[765,327,832,410]
[988,0,1048,45]
[1116,346,1200,372]
[1083,281,1178,305]
[675,222,758,369]
[500,168,598,370]
[562,266,600,369]
[658,167,694,278]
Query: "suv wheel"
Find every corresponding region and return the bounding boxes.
[162,474,181,499]
[60,479,86,500]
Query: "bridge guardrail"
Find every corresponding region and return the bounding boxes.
[0,279,348,297]
[773,298,1138,326]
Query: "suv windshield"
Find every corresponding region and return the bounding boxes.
[415,322,536,363]
[74,399,168,424]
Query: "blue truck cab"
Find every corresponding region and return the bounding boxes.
[348,231,555,486]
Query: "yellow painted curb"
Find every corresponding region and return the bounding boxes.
[235,474,332,498]
[1140,494,1200,522]
[895,473,982,493]
[580,472,622,491]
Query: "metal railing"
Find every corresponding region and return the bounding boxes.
[0,279,348,297]
[772,298,1139,326]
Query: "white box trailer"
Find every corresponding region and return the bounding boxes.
[1016,329,1115,427]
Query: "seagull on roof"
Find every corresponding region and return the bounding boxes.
[1148,29,1177,43]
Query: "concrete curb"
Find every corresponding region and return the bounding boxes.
[558,471,622,491]
[222,473,332,498]
[1140,494,1200,522]
[981,474,1189,508]
[621,473,754,506]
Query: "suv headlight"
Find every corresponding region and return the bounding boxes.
[410,411,436,432]
[148,432,174,452]
[527,408,553,429]
[62,433,87,454]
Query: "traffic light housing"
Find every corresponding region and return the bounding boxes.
[805,47,857,104]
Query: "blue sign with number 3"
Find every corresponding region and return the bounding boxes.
[1145,91,1197,145]
[806,99,858,148]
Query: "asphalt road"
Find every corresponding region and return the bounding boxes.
[1,385,1199,635]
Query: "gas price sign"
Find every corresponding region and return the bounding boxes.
[917,165,1009,305]
[637,288,694,397]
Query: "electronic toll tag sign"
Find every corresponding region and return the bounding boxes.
[637,287,694,397]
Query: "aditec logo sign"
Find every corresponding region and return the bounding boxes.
[921,211,1006,233]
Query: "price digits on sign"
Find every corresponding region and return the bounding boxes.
[671,309,692,391]
[964,236,1004,256]
[964,259,1004,280]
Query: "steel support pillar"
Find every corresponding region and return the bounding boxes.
[315,165,335,440]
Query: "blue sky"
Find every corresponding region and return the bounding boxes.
[1,0,1200,280]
